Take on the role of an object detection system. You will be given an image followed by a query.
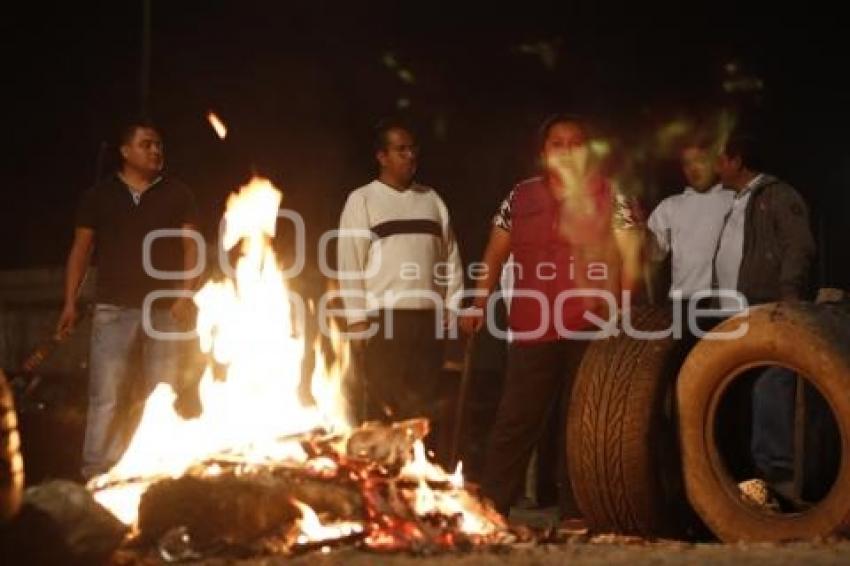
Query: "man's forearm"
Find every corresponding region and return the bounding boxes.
[63,228,95,306]
[339,279,369,326]
[63,249,89,306]
[471,253,507,307]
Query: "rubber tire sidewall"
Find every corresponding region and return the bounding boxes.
[677,302,850,542]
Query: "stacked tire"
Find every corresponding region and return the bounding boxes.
[566,306,697,537]
[677,302,850,542]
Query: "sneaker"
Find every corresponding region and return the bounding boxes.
[738,478,780,513]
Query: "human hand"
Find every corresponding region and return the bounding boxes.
[56,303,78,340]
[459,307,484,335]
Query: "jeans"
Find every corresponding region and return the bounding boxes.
[82,304,186,479]
[751,366,796,482]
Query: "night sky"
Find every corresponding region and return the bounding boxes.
[4,2,849,288]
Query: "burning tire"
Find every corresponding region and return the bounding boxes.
[677,302,850,542]
[0,370,24,523]
[567,306,694,537]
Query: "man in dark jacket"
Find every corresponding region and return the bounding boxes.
[713,131,816,504]
[713,133,816,307]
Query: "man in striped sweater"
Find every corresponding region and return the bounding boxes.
[336,119,463,429]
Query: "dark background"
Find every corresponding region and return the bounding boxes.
[3,1,848,289]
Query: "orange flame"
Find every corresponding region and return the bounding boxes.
[87,177,350,525]
[449,461,464,489]
[400,440,449,483]
[291,499,363,544]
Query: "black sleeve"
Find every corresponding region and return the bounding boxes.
[773,184,816,298]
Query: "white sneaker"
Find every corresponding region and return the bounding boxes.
[738,478,781,513]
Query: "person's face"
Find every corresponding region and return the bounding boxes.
[121,127,164,175]
[377,128,418,185]
[541,122,589,173]
[681,146,716,192]
[715,150,743,190]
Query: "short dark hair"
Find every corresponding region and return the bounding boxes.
[722,130,763,171]
[535,112,586,152]
[373,118,415,152]
[117,117,160,147]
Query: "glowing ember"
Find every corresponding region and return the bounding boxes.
[413,478,438,515]
[407,467,504,537]
[291,499,363,545]
[399,440,450,483]
[304,456,339,479]
[207,111,228,139]
[204,463,224,477]
[432,489,504,536]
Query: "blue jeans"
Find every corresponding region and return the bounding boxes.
[751,366,796,482]
[82,304,186,479]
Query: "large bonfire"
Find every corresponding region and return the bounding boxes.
[86,177,507,557]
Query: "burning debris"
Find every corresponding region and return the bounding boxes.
[124,422,509,559]
[206,111,227,140]
[83,177,514,560]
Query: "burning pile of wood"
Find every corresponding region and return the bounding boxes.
[90,418,518,560]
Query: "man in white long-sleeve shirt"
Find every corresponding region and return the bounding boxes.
[648,135,734,302]
[336,119,463,429]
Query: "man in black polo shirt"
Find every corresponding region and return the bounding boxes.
[57,119,200,479]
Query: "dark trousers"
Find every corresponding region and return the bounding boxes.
[363,310,443,425]
[481,339,587,517]
[752,366,796,482]
[751,367,838,499]
[459,369,505,483]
